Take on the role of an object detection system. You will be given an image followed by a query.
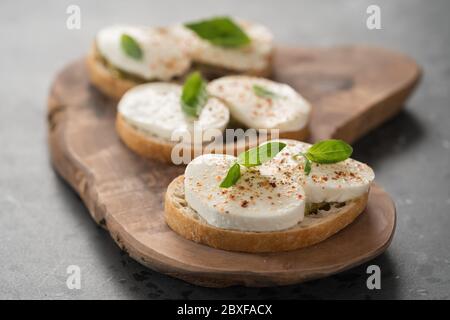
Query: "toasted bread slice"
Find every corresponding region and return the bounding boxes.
[86,46,141,100]
[116,114,309,164]
[192,57,273,80]
[164,175,368,252]
[86,43,272,100]
[116,114,175,163]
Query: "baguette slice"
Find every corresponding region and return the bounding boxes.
[165,175,369,253]
[86,47,141,100]
[86,46,272,100]
[116,114,303,164]
[191,57,273,80]
[116,114,176,163]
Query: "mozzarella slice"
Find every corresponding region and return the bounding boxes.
[96,25,191,81]
[184,154,305,232]
[207,76,311,133]
[260,140,375,203]
[170,20,273,72]
[118,83,229,142]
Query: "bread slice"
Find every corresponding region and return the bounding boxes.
[117,114,309,164]
[192,55,273,80]
[86,45,142,100]
[86,43,273,100]
[116,114,175,163]
[165,175,369,253]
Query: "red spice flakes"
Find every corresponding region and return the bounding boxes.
[297,194,303,200]
[269,182,277,188]
[156,27,168,35]
[258,180,270,188]
[241,200,249,208]
[164,59,177,70]
[334,170,345,177]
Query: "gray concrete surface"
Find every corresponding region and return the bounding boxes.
[0,0,449,299]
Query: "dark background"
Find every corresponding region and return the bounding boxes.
[1,0,449,299]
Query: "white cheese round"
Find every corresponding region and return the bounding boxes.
[118,83,229,142]
[96,25,191,81]
[184,154,305,232]
[170,20,273,72]
[261,140,375,203]
[208,76,311,133]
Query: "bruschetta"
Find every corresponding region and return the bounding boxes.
[87,25,191,99]
[164,140,374,252]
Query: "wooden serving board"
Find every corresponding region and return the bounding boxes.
[48,46,418,287]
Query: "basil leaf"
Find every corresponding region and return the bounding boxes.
[304,157,312,175]
[238,142,286,167]
[219,163,241,188]
[181,72,208,117]
[185,16,251,48]
[253,85,279,99]
[296,152,312,175]
[305,139,353,164]
[220,142,286,188]
[120,34,143,60]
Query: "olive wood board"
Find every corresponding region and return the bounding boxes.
[47,45,417,287]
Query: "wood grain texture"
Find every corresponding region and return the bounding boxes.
[48,45,415,287]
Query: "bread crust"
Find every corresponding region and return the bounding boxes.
[275,126,309,141]
[86,47,140,100]
[117,113,309,164]
[192,52,273,80]
[165,175,369,252]
[116,114,175,163]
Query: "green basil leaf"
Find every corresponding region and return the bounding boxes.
[305,139,353,164]
[293,152,313,175]
[303,154,312,175]
[120,34,143,60]
[181,72,208,117]
[238,142,287,167]
[185,16,251,48]
[253,85,279,99]
[219,162,241,188]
